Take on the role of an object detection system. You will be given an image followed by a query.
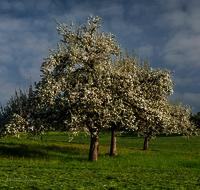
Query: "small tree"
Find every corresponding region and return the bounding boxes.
[0,82,35,138]
[139,100,197,150]
[190,113,200,129]
[0,80,56,140]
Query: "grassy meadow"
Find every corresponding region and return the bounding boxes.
[0,131,200,190]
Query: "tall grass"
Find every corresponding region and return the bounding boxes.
[0,131,199,189]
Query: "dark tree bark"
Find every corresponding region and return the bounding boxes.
[88,130,99,161]
[110,122,120,156]
[143,131,152,150]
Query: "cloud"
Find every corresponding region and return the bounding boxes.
[127,1,159,18]
[168,91,200,114]
[173,74,200,90]
[134,44,154,58]
[0,65,8,78]
[156,1,200,69]
[0,54,13,64]
[183,93,200,104]
[20,66,41,84]
[35,0,53,12]
[161,32,200,69]
[0,11,54,106]
[0,76,19,106]
[154,1,200,112]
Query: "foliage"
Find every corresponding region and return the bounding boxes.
[190,114,200,129]
[0,82,70,140]
[0,82,36,139]
[35,14,122,138]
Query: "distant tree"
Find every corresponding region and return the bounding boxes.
[190,113,200,129]
[0,81,35,138]
[138,100,197,151]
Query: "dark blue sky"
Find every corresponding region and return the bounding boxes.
[0,0,200,114]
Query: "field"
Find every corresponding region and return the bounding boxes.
[0,131,200,190]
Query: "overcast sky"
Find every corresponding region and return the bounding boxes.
[0,0,200,114]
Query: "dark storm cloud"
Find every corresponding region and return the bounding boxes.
[0,0,199,113]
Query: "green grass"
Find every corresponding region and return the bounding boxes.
[0,132,200,189]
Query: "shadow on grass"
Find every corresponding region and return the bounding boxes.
[0,144,48,159]
[119,133,183,139]
[180,160,200,169]
[41,138,90,145]
[0,142,89,161]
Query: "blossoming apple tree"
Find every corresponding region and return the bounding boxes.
[105,52,198,153]
[34,14,125,161]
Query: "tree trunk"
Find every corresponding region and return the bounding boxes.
[110,122,120,156]
[143,132,152,150]
[88,130,99,161]
[110,128,117,156]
